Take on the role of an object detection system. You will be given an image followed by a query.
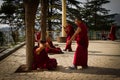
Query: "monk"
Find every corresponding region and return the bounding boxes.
[67,18,89,70]
[46,36,63,54]
[35,30,41,44]
[32,40,57,70]
[63,21,75,52]
[108,24,116,41]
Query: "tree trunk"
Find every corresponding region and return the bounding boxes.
[47,0,53,31]
[40,0,48,41]
[24,0,39,70]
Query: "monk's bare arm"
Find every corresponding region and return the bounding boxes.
[35,44,45,55]
[69,27,81,42]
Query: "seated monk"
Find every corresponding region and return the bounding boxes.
[46,36,64,54]
[32,40,57,70]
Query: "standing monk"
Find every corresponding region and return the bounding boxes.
[108,24,116,41]
[67,18,89,70]
[63,21,75,52]
[35,30,41,46]
[35,30,41,42]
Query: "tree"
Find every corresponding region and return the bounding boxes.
[0,0,25,44]
[0,0,16,18]
[0,31,4,46]
[23,0,39,70]
[40,0,48,41]
[82,0,116,30]
[0,0,17,44]
[23,0,48,70]
[66,0,82,20]
[36,0,82,31]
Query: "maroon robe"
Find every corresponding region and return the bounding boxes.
[35,32,41,42]
[108,25,116,41]
[73,22,88,67]
[32,46,57,70]
[65,25,74,51]
[46,41,63,54]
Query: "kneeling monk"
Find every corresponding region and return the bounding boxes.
[32,40,57,70]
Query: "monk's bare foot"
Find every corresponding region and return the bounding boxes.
[63,49,66,51]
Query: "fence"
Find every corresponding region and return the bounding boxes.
[0,30,25,47]
[0,29,120,47]
[47,30,120,41]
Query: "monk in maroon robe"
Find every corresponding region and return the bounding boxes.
[45,37,63,54]
[32,41,57,70]
[108,24,116,41]
[35,31,41,42]
[67,18,89,70]
[63,21,74,51]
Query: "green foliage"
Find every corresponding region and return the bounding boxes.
[0,0,25,44]
[82,0,116,30]
[1,0,116,31]
[1,2,16,17]
[0,0,24,26]
[45,0,82,31]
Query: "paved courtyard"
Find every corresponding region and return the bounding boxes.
[0,40,120,80]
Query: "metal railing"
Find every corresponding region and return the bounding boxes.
[47,30,120,40]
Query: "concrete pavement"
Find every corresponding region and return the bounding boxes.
[0,40,120,80]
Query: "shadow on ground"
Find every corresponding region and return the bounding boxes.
[15,65,120,78]
[55,65,120,78]
[88,51,102,53]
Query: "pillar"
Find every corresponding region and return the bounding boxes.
[62,0,66,37]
